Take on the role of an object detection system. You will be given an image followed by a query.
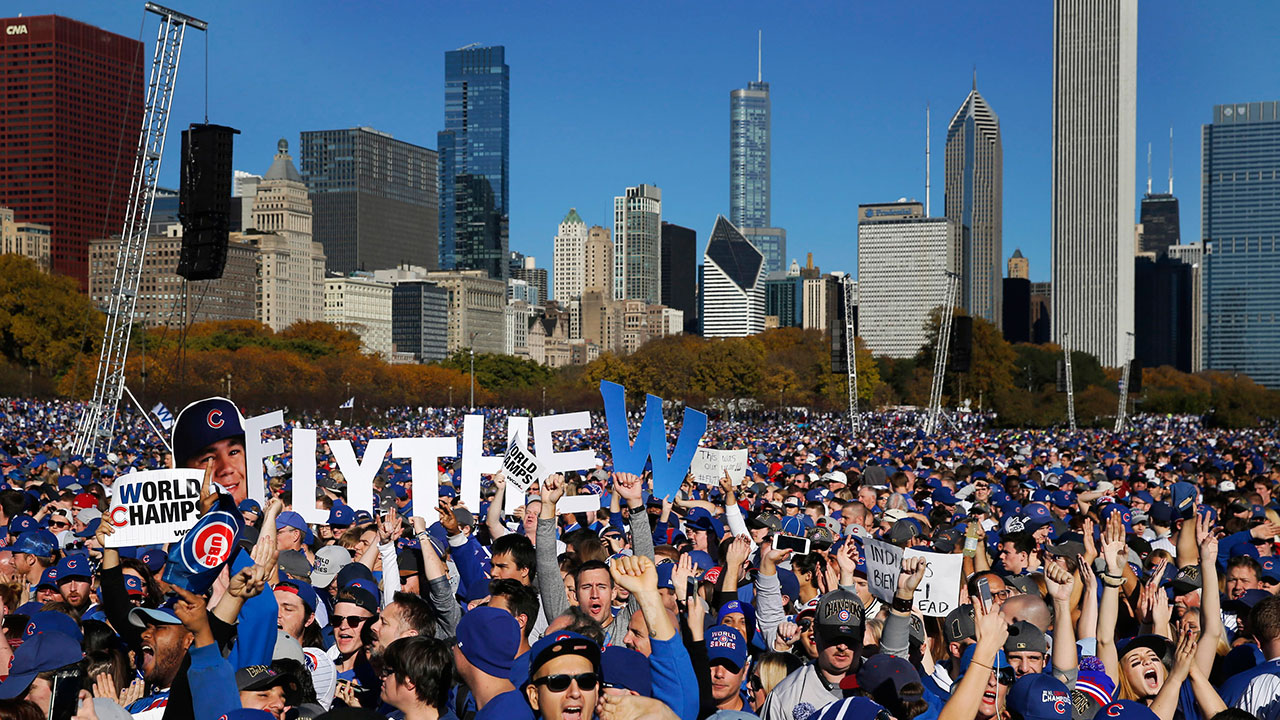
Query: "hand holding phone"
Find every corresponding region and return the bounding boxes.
[774,533,811,556]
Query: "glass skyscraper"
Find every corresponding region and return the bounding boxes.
[438,46,509,276]
[1202,101,1280,388]
[945,80,1003,328]
[731,81,770,229]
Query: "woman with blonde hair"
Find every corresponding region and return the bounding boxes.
[747,652,805,712]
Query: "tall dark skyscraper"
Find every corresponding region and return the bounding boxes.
[1134,255,1193,372]
[945,77,1003,328]
[1138,194,1180,257]
[660,222,698,333]
[1202,101,1280,387]
[0,15,143,285]
[300,127,438,273]
[439,45,509,276]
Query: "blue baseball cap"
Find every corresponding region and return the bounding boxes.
[1092,700,1159,720]
[24,611,83,643]
[528,631,602,678]
[74,517,101,539]
[705,625,748,672]
[124,574,146,596]
[1260,558,1280,583]
[1049,491,1075,510]
[958,644,1011,679]
[1099,504,1133,533]
[1169,482,1197,519]
[54,555,91,582]
[1008,674,1071,720]
[35,568,59,591]
[129,600,182,628]
[276,580,318,613]
[327,503,354,527]
[655,562,675,591]
[11,529,56,557]
[172,397,245,466]
[933,487,959,506]
[1023,503,1053,528]
[0,631,83,699]
[141,548,167,573]
[276,511,315,544]
[238,499,262,515]
[457,606,521,677]
[811,698,887,720]
[9,515,39,534]
[602,646,653,697]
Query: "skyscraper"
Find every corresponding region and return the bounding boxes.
[701,216,767,338]
[1051,0,1137,367]
[857,202,958,358]
[660,222,698,334]
[742,228,787,277]
[730,38,787,275]
[553,209,588,303]
[0,15,143,285]
[438,45,509,275]
[945,77,1003,327]
[1202,101,1280,387]
[248,140,326,331]
[1007,249,1029,280]
[300,127,438,273]
[583,226,612,295]
[613,184,662,303]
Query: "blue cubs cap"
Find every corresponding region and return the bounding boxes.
[933,487,959,506]
[1008,673,1071,720]
[959,644,1011,679]
[528,631,602,678]
[124,574,146,596]
[655,562,675,591]
[1260,558,1280,583]
[11,529,56,557]
[276,511,315,545]
[1092,700,1159,720]
[75,517,101,539]
[328,503,354,527]
[1050,491,1075,510]
[0,631,83,699]
[810,697,888,720]
[1024,503,1052,528]
[777,568,800,601]
[457,606,521,677]
[705,625,748,672]
[602,646,653,697]
[1099,504,1133,533]
[9,515,38,534]
[54,555,91,582]
[1169,482,1197,519]
[1147,502,1176,526]
[24,611,83,643]
[1130,491,1154,505]
[439,485,456,499]
[238,499,262,515]
[352,509,373,525]
[36,568,58,591]
[141,548,166,573]
[276,581,318,613]
[172,397,245,467]
[686,550,715,571]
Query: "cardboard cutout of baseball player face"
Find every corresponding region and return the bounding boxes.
[173,398,249,505]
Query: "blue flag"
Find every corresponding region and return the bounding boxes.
[162,494,244,594]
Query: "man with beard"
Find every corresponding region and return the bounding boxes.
[126,602,194,714]
[53,554,93,616]
[761,587,867,720]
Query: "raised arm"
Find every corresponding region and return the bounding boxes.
[615,472,655,560]
[1044,561,1078,685]
[411,516,461,638]
[536,473,570,621]
[486,471,511,539]
[1096,512,1127,682]
[1193,512,1223,676]
[1076,554,1099,640]
[938,600,1010,720]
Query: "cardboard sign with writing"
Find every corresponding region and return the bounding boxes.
[690,448,749,485]
[902,548,964,617]
[863,537,903,604]
[502,431,544,494]
[105,469,206,547]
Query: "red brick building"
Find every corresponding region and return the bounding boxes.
[0,15,143,285]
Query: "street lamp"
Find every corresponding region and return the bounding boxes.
[542,386,546,414]
[224,373,232,397]
[468,331,490,410]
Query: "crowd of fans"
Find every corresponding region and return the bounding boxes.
[0,395,1278,720]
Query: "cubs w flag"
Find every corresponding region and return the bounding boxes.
[339,397,354,409]
[162,494,245,594]
[152,402,175,430]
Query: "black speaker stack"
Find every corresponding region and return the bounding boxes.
[177,124,239,281]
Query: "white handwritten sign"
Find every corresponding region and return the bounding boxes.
[690,449,749,485]
[863,537,903,604]
[902,548,963,617]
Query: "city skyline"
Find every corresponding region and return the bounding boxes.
[10,1,1280,285]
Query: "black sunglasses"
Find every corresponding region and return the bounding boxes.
[533,673,599,692]
[749,675,764,692]
[797,618,813,631]
[995,668,1015,686]
[331,615,373,628]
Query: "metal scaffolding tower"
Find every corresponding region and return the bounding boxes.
[924,272,960,436]
[1114,332,1135,433]
[1063,333,1077,431]
[74,4,207,456]
[842,275,859,435]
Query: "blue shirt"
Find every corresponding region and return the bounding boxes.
[477,689,534,720]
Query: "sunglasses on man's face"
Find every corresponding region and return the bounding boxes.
[331,615,373,629]
[49,520,69,529]
[533,673,599,692]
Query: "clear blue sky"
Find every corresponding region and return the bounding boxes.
[24,0,1280,282]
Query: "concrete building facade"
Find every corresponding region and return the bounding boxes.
[1,208,51,270]
[613,184,662,303]
[324,274,394,358]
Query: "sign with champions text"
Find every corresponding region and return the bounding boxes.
[105,469,206,548]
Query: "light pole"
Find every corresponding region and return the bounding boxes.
[542,386,546,414]
[224,373,232,397]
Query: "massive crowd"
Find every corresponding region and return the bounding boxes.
[0,395,1278,720]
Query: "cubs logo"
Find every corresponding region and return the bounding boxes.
[1055,700,1068,715]
[838,609,851,622]
[207,409,224,429]
[191,521,235,568]
[1105,704,1123,717]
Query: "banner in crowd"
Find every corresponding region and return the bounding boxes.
[859,538,963,616]
[502,431,544,494]
[690,448,748,485]
[243,380,706,519]
[104,469,206,548]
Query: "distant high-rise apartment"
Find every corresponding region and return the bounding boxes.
[613,184,662,303]
[324,274,394,358]
[730,76,770,229]
[1134,255,1193,372]
[438,45,509,275]
[391,281,450,363]
[300,127,438,273]
[583,226,613,295]
[0,15,143,286]
[424,269,507,355]
[742,228,787,276]
[509,253,547,305]
[660,222,698,333]
[765,263,803,328]
[1,208,51,271]
[857,202,958,358]
[701,216,767,337]
[1051,0,1137,367]
[553,209,588,303]
[1007,249,1029,280]
[946,79,1003,327]
[1202,101,1280,387]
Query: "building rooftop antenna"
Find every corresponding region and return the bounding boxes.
[1168,126,1174,195]
[1146,142,1152,196]
[757,30,762,82]
[925,103,931,217]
